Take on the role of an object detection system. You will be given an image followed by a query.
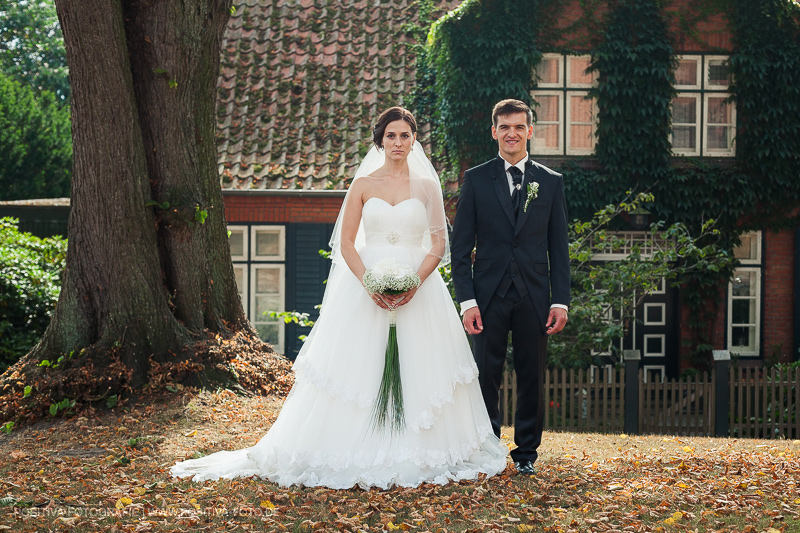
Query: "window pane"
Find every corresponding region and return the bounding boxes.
[568,56,593,85]
[256,268,280,293]
[255,230,280,256]
[732,271,755,296]
[675,57,699,86]
[672,126,696,150]
[536,95,559,122]
[645,305,663,324]
[707,126,730,150]
[570,95,593,122]
[570,125,593,149]
[534,124,559,150]
[229,230,244,257]
[734,234,758,261]
[256,294,281,317]
[732,299,755,324]
[707,59,731,87]
[536,57,560,85]
[707,97,731,124]
[646,336,663,355]
[673,97,697,123]
[234,266,244,293]
[731,326,755,351]
[256,324,280,345]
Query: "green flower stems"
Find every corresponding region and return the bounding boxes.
[371,308,405,434]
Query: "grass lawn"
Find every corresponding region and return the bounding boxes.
[0,388,798,532]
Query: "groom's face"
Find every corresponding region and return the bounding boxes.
[492,112,533,163]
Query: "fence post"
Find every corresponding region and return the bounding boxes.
[624,350,641,435]
[713,350,731,438]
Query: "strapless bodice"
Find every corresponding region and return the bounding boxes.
[362,197,427,248]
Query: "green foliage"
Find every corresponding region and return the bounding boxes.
[48,398,75,417]
[729,0,800,214]
[549,193,736,368]
[0,71,72,200]
[0,0,69,101]
[0,217,66,371]
[591,0,676,185]
[427,0,557,174]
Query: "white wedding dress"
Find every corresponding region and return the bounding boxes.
[171,197,508,489]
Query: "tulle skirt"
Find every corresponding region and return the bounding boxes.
[171,243,509,489]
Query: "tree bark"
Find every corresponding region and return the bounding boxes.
[16,0,252,387]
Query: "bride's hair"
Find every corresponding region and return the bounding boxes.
[372,107,417,148]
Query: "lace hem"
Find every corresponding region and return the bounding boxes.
[171,422,507,488]
[408,364,479,432]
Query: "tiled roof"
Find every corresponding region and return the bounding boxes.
[216,0,459,191]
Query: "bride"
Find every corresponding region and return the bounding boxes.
[171,107,509,489]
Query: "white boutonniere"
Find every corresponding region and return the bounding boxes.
[524,181,539,212]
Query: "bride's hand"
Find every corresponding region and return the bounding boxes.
[368,291,392,310]
[385,287,418,308]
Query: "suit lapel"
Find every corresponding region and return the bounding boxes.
[492,157,516,227]
[514,159,534,235]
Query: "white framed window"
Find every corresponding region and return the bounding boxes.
[705,56,732,90]
[649,278,666,295]
[535,53,563,87]
[728,268,760,357]
[643,335,666,357]
[734,232,762,265]
[228,225,248,261]
[674,55,701,89]
[566,92,596,155]
[727,231,762,357]
[643,365,665,383]
[703,93,735,155]
[531,91,563,155]
[566,55,595,87]
[671,55,735,157]
[532,54,597,156]
[591,231,671,261]
[671,94,700,156]
[233,264,248,311]
[644,303,666,326]
[251,225,286,261]
[251,264,286,353]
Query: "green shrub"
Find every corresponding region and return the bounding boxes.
[0,217,66,371]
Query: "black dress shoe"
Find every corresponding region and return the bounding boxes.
[514,460,536,476]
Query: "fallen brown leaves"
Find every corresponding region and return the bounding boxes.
[0,390,798,533]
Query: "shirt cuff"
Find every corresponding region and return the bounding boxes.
[550,304,569,313]
[459,299,478,316]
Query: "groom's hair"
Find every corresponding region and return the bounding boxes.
[492,99,533,127]
[373,107,417,148]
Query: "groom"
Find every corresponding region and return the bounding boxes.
[451,99,570,476]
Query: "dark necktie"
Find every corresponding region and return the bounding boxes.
[509,166,523,218]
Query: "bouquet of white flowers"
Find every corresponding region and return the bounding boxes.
[362,258,421,433]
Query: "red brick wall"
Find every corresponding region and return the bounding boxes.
[223,193,344,224]
[763,229,795,362]
[551,1,733,52]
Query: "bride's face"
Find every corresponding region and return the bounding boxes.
[383,120,415,162]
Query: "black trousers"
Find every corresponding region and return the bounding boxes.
[471,283,547,464]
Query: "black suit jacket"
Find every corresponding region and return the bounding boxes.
[451,156,570,330]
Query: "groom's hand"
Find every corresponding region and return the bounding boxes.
[463,308,483,334]
[546,308,568,335]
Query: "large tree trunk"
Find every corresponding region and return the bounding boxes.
[2,0,261,402]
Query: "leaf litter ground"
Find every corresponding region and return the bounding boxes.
[0,388,798,532]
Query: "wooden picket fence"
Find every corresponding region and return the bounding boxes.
[730,366,800,439]
[501,366,625,433]
[500,364,800,439]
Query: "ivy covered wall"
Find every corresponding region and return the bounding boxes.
[416,0,800,365]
